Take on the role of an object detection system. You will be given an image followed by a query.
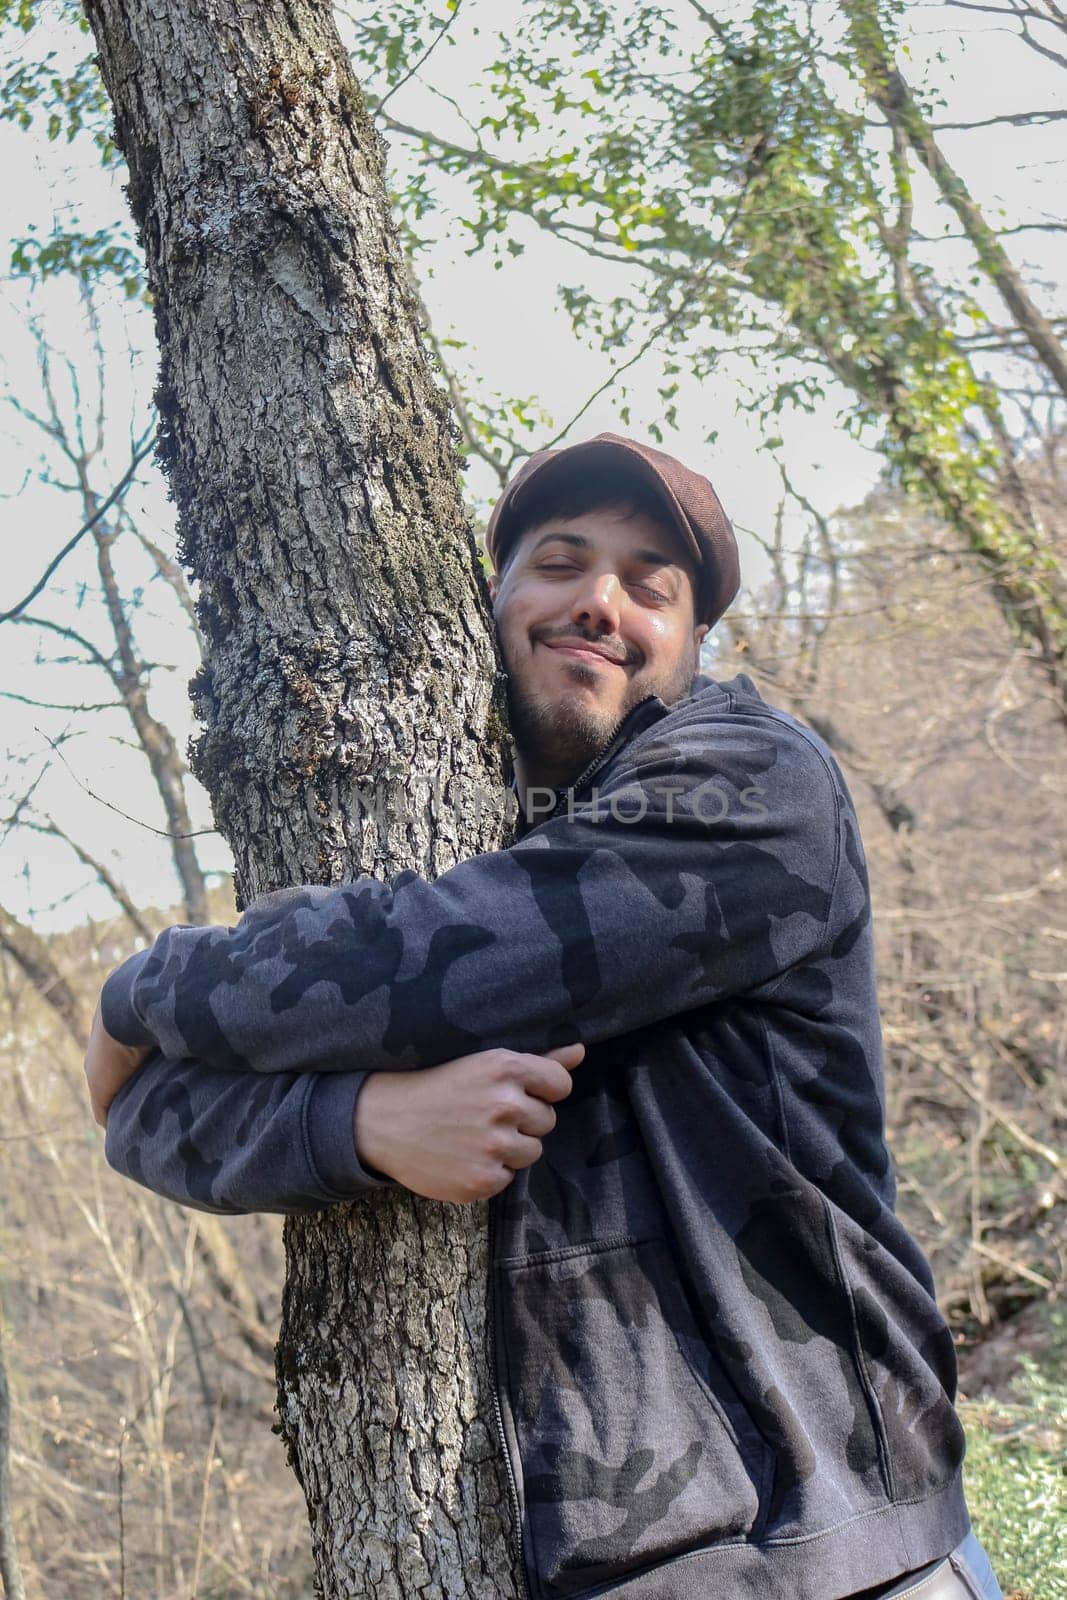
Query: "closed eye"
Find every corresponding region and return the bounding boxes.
[538,563,670,602]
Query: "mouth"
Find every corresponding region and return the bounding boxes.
[540,639,628,669]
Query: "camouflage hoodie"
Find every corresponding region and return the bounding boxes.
[103,672,970,1600]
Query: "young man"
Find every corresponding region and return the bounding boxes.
[86,435,1002,1600]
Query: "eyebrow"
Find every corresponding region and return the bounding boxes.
[528,530,682,570]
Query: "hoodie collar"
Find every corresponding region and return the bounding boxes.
[508,692,672,836]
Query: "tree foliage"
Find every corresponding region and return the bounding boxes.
[1,0,1064,677]
[353,0,1067,699]
[1,0,140,289]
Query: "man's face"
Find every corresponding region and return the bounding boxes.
[486,502,709,787]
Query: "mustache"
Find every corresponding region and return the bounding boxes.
[533,628,640,667]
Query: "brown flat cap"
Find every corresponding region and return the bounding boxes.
[485,432,740,628]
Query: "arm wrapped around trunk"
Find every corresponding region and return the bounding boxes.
[105,1055,395,1212]
[101,713,846,1077]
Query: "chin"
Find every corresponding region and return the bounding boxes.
[508,680,616,771]
[545,675,624,722]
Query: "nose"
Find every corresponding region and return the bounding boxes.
[569,568,622,635]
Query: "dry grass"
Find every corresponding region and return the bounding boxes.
[1,893,313,1598]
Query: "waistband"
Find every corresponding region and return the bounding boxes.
[571,1477,971,1600]
[851,1532,1003,1600]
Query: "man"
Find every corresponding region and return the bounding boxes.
[86,434,1002,1600]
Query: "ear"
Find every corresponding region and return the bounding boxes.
[695,623,709,650]
[486,571,499,601]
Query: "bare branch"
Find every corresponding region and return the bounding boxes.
[1,691,124,713]
[126,518,205,658]
[0,432,156,625]
[10,613,119,683]
[0,901,89,1047]
[932,109,1067,129]
[10,816,154,942]
[371,0,466,117]
[34,727,218,845]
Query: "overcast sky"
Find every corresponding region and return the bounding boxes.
[1,0,1063,931]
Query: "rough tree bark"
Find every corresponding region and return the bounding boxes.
[82,2,521,1595]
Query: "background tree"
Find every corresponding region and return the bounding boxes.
[357,0,1067,710]
[716,465,1065,1316]
[0,1308,27,1600]
[2,302,210,930]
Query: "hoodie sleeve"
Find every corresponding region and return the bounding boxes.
[104,1052,397,1213]
[99,709,846,1077]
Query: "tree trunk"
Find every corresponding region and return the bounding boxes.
[82,2,520,1595]
[0,902,89,1048]
[91,520,211,926]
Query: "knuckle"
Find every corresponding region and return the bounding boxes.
[471,1166,511,1201]
[483,1055,509,1087]
[519,1138,543,1167]
[488,1086,524,1124]
[498,1051,525,1082]
[542,1069,569,1100]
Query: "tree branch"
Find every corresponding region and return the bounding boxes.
[932,109,1067,128]
[0,431,156,624]
[372,0,466,116]
[0,901,89,1048]
[11,816,154,942]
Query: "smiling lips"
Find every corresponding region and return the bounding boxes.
[541,638,628,668]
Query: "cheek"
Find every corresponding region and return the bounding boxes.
[637,614,693,662]
[493,590,539,665]
[495,580,550,642]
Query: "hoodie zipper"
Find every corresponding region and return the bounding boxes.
[540,693,660,828]
[486,1197,532,1599]
[490,695,661,1598]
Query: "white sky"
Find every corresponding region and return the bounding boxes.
[1,0,1064,931]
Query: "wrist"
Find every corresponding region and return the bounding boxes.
[353,1072,397,1182]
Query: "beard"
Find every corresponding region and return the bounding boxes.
[501,634,701,788]
[505,662,613,783]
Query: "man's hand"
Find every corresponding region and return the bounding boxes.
[84,1001,153,1127]
[355,1044,585,1203]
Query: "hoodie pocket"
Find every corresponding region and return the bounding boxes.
[499,1234,770,1598]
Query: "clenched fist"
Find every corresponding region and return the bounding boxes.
[84,1001,153,1127]
[355,1044,585,1203]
